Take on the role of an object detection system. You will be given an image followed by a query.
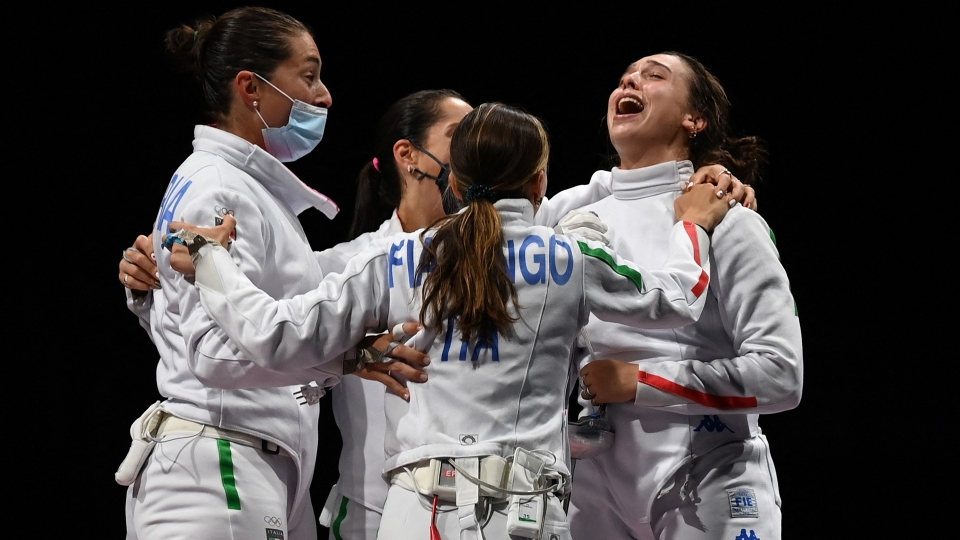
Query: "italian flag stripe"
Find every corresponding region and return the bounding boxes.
[639,370,758,409]
[217,439,242,510]
[578,241,644,293]
[682,222,709,298]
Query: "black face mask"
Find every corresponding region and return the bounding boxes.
[411,144,461,215]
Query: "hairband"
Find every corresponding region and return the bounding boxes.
[464,184,498,203]
[372,157,381,173]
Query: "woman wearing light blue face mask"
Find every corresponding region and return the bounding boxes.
[116,7,429,540]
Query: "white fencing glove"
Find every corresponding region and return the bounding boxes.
[555,209,611,247]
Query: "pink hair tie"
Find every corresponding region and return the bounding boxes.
[372,157,381,173]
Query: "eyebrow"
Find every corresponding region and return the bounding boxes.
[642,60,672,72]
[304,57,320,67]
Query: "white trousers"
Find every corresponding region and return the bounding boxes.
[568,435,781,540]
[377,484,571,540]
[324,488,383,540]
[125,433,316,540]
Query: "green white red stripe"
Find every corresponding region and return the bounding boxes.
[682,222,709,298]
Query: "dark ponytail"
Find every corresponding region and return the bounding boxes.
[348,89,465,239]
[165,7,309,122]
[418,103,549,343]
[665,52,768,184]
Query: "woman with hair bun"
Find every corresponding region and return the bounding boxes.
[567,52,802,540]
[116,7,430,540]
[162,101,735,539]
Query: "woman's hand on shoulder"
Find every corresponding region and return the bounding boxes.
[674,183,734,232]
[688,164,757,211]
[119,233,159,293]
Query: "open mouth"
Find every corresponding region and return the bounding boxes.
[617,97,643,115]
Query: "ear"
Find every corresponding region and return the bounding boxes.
[682,113,707,138]
[524,170,547,204]
[235,70,261,108]
[393,139,416,173]
[449,173,462,200]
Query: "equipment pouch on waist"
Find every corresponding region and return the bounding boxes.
[114,401,162,486]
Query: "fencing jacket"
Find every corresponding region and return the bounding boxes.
[575,160,802,522]
[147,125,340,525]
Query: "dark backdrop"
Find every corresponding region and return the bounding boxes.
[40,1,895,536]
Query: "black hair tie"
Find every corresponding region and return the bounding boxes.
[464,184,498,203]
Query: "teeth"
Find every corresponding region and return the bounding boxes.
[617,97,643,115]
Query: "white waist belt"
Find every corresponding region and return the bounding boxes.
[391,457,511,501]
[157,414,291,457]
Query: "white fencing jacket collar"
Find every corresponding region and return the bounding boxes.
[192,125,339,219]
[610,160,693,200]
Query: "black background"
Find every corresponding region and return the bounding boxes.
[35,1,911,536]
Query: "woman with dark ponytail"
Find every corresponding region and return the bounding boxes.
[164,101,734,539]
[567,53,802,540]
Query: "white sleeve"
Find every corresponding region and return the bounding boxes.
[632,209,803,414]
[313,228,380,275]
[191,241,391,374]
[583,221,711,328]
[173,183,340,389]
[534,170,613,227]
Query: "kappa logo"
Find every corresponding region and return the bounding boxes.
[734,529,760,540]
[265,527,284,540]
[693,415,734,433]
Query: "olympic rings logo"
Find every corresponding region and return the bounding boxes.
[215,205,235,217]
[264,516,282,526]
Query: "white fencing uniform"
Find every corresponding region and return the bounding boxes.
[125,125,340,540]
[308,175,615,540]
[567,161,803,540]
[185,198,713,540]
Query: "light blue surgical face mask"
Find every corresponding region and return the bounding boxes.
[254,73,327,162]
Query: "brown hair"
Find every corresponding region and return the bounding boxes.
[348,90,466,239]
[664,51,768,184]
[417,103,549,342]
[165,7,310,122]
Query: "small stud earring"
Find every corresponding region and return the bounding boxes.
[252,100,258,107]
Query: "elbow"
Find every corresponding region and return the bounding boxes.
[768,358,803,412]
